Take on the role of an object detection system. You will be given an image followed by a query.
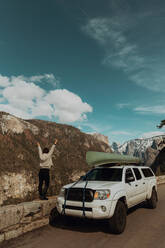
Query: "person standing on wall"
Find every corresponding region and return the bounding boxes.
[37,139,58,200]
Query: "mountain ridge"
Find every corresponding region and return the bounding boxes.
[112,135,165,156]
[0,111,112,206]
[112,135,165,174]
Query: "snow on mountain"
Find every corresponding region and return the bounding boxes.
[113,135,165,159]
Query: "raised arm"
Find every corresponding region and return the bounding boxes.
[48,139,58,157]
[37,142,44,160]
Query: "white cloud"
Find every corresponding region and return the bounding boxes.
[45,89,93,122]
[0,74,93,122]
[130,67,165,93]
[116,103,130,109]
[83,17,144,74]
[30,100,54,119]
[0,104,32,119]
[110,131,132,135]
[80,121,112,134]
[0,75,12,87]
[140,131,165,139]
[0,97,4,103]
[29,74,60,87]
[3,81,44,103]
[80,122,100,133]
[82,18,118,45]
[134,105,165,115]
[29,74,55,82]
[0,74,60,88]
[82,11,165,93]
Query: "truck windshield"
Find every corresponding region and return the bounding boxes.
[84,168,123,182]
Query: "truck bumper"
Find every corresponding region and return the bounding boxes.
[57,197,115,219]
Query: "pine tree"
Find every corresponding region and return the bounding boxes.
[157,120,165,128]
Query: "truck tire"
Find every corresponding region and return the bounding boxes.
[109,201,127,234]
[147,188,157,209]
[63,216,78,226]
[49,207,62,226]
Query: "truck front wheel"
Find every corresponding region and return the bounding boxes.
[147,188,157,209]
[49,207,62,226]
[109,201,127,234]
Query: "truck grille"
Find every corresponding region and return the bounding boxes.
[62,205,92,212]
[65,188,94,202]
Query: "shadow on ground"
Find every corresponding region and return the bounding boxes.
[50,202,150,234]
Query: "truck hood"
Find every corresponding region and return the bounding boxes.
[63,181,121,190]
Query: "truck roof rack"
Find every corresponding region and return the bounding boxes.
[86,151,141,167]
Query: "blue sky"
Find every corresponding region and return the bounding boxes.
[0,0,165,144]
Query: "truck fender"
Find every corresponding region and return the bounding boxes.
[146,184,157,200]
[109,191,127,218]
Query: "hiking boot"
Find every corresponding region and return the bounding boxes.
[39,195,44,200]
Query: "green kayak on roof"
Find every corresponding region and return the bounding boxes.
[86,151,141,167]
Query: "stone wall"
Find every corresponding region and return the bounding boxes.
[156,175,165,185]
[0,197,56,243]
[0,170,38,206]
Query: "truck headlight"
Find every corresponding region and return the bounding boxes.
[94,190,110,200]
[59,188,65,197]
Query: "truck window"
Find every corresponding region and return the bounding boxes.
[85,168,123,182]
[125,168,135,182]
[141,168,154,178]
[133,168,142,180]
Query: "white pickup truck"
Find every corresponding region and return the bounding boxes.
[50,152,158,234]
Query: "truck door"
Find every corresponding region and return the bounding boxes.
[132,168,146,203]
[124,168,138,207]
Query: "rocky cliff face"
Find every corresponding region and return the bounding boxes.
[91,133,109,146]
[0,112,112,206]
[144,147,159,166]
[151,147,165,175]
[113,135,165,159]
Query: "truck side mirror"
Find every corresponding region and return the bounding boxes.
[126,176,135,183]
